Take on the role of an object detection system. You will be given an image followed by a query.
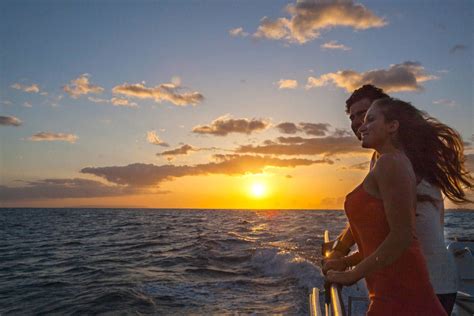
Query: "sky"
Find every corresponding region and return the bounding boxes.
[1,0,473,209]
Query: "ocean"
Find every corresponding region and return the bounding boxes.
[1,208,472,315]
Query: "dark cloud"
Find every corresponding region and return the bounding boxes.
[28,132,78,143]
[333,128,353,137]
[346,161,370,171]
[192,115,270,136]
[81,154,331,187]
[0,178,134,200]
[0,115,22,126]
[450,44,468,54]
[276,122,299,134]
[236,136,365,156]
[300,122,330,136]
[158,144,197,156]
[275,122,330,136]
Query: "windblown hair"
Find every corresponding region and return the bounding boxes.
[345,84,389,114]
[373,97,472,204]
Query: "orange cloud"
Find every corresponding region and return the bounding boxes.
[63,74,104,98]
[112,81,203,106]
[11,83,40,93]
[192,115,270,136]
[277,79,298,89]
[321,40,351,51]
[236,136,365,156]
[28,132,78,143]
[229,27,249,37]
[306,61,438,92]
[147,131,169,147]
[110,97,138,108]
[81,154,331,187]
[0,115,22,126]
[254,1,386,44]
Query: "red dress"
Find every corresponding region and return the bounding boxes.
[345,184,447,316]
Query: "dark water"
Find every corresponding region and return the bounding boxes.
[0,209,472,315]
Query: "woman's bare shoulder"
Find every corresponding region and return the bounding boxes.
[373,153,415,180]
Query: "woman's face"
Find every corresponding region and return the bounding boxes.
[358,104,396,149]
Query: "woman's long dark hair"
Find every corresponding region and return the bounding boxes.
[373,97,472,204]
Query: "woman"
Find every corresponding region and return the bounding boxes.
[325,98,472,315]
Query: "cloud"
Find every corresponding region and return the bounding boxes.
[319,196,345,209]
[112,80,204,106]
[333,128,353,137]
[345,161,370,171]
[450,44,468,54]
[81,154,332,187]
[229,27,249,37]
[146,131,169,147]
[63,74,104,98]
[23,102,33,108]
[277,79,298,89]
[275,122,330,136]
[306,61,438,92]
[11,83,40,93]
[87,96,138,108]
[28,132,78,143]
[253,1,386,44]
[433,99,457,107]
[88,96,109,103]
[111,97,138,108]
[0,178,134,200]
[465,154,474,173]
[0,115,22,126]
[276,122,299,134]
[192,115,270,136]
[321,40,351,51]
[158,144,197,157]
[300,122,330,136]
[236,135,365,156]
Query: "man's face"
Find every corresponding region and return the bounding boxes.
[348,98,372,140]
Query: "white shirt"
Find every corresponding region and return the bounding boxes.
[415,180,458,294]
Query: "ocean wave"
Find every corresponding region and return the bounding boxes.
[250,247,323,289]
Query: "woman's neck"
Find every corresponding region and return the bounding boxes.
[375,141,403,156]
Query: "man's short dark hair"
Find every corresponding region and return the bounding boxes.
[345,85,389,114]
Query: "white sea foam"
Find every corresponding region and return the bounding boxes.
[250,247,323,289]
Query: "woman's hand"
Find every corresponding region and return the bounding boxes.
[325,269,362,286]
[322,258,346,275]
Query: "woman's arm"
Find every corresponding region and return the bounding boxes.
[326,154,416,285]
[322,251,363,274]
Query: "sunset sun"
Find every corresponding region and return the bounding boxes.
[250,182,267,199]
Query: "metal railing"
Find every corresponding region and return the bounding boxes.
[309,230,346,316]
